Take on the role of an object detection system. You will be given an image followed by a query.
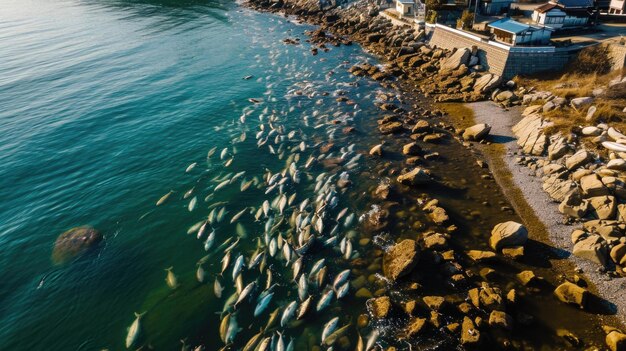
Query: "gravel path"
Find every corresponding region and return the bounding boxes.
[468,100,626,324]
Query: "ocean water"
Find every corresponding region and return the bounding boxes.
[0,0,391,349]
[0,0,616,350]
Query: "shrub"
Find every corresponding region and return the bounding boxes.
[456,9,474,29]
[568,45,612,75]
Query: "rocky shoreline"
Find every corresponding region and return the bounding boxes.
[244,0,626,349]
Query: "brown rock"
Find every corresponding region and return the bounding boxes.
[383,239,420,281]
[554,282,589,309]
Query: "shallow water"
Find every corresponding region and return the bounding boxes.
[0,0,616,350]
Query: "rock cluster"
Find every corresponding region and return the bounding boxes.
[511,90,626,272]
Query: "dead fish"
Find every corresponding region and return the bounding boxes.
[196,264,207,283]
[219,313,231,343]
[297,295,312,320]
[230,208,247,224]
[224,158,234,167]
[185,162,197,173]
[249,98,262,104]
[214,276,225,298]
[220,148,228,160]
[156,190,174,206]
[321,317,339,345]
[183,187,195,199]
[243,75,253,80]
[316,288,333,312]
[235,281,256,307]
[188,196,197,212]
[165,267,179,289]
[280,301,298,327]
[125,312,146,349]
[323,323,352,346]
[207,146,217,159]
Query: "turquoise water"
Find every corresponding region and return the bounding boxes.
[0,0,617,350]
[0,0,388,349]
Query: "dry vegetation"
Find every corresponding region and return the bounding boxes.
[513,45,626,140]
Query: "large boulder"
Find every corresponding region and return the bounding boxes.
[397,167,431,186]
[580,174,609,197]
[606,330,626,351]
[489,221,528,251]
[512,115,551,156]
[383,239,420,281]
[554,282,589,309]
[473,73,501,93]
[566,150,593,170]
[52,226,103,264]
[463,123,491,141]
[573,234,608,266]
[441,48,470,72]
[461,316,481,345]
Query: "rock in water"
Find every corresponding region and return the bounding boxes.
[397,168,431,186]
[383,239,420,281]
[554,282,588,309]
[462,123,491,141]
[52,226,103,264]
[489,221,528,251]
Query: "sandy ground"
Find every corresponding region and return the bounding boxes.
[468,100,626,325]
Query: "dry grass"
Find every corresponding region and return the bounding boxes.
[515,69,626,143]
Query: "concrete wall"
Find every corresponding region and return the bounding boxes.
[428,24,578,78]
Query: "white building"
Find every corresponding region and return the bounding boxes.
[609,0,626,14]
[488,18,553,46]
[480,0,515,15]
[531,0,593,29]
[396,0,416,16]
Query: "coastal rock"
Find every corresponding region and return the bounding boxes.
[606,330,626,351]
[589,195,616,220]
[404,317,427,338]
[580,174,609,197]
[512,115,551,156]
[412,120,431,133]
[489,310,513,330]
[463,123,491,141]
[554,282,589,309]
[543,174,578,202]
[473,73,501,93]
[379,121,404,134]
[467,250,496,262]
[572,235,608,266]
[397,167,431,186]
[369,144,383,156]
[558,192,589,218]
[566,150,593,170]
[461,316,481,345]
[441,48,470,72]
[383,239,420,281]
[52,226,103,264]
[402,142,421,156]
[607,159,626,171]
[548,136,571,160]
[367,296,391,319]
[489,221,528,251]
[571,97,594,110]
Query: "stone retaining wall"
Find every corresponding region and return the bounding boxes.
[607,42,626,71]
[427,24,579,79]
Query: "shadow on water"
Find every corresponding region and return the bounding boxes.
[79,0,231,24]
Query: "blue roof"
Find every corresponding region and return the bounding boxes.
[488,19,533,34]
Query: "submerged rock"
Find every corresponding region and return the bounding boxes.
[383,239,420,281]
[52,226,103,264]
[554,282,588,309]
[489,221,528,251]
[397,167,431,186]
[367,296,391,319]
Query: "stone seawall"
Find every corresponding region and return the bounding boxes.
[608,42,626,72]
[428,24,579,79]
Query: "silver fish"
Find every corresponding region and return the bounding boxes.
[196,264,207,283]
[188,196,197,212]
[185,162,197,173]
[165,267,178,289]
[231,208,247,223]
[333,269,350,289]
[316,289,334,312]
[232,254,245,281]
[156,190,174,206]
[235,281,256,307]
[214,276,225,298]
[125,312,145,349]
[254,291,274,317]
[297,295,312,320]
[321,317,339,345]
[297,274,308,301]
[280,301,298,327]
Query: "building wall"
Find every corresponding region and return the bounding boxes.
[428,24,578,78]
